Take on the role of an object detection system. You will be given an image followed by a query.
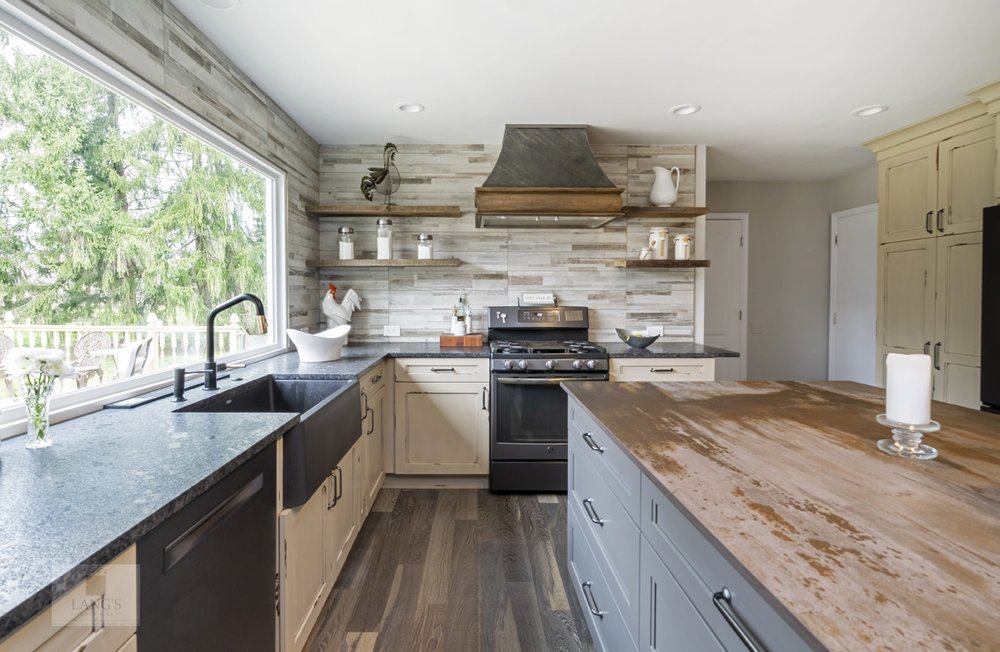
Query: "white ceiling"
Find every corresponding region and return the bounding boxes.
[171,0,1000,181]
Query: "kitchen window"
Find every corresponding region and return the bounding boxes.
[0,11,287,438]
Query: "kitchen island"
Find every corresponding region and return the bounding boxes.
[563,380,1000,651]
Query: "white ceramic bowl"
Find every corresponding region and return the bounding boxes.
[286,325,351,362]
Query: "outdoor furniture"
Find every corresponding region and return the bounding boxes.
[0,334,15,395]
[121,336,153,377]
[73,332,113,388]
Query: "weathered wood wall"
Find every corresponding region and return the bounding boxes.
[317,144,701,341]
[18,0,322,330]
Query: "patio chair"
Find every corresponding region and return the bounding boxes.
[73,332,113,388]
[121,336,154,377]
[0,334,14,395]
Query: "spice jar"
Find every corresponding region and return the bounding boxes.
[338,227,355,260]
[417,233,434,260]
[673,234,693,260]
[648,227,670,260]
[376,218,393,260]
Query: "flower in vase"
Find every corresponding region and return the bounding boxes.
[3,348,75,448]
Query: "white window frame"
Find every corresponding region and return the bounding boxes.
[0,1,289,438]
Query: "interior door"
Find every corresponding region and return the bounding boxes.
[829,205,878,384]
[704,215,747,379]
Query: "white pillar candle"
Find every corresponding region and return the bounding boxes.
[885,353,932,424]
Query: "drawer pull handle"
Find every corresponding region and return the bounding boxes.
[649,367,675,373]
[582,498,605,526]
[581,432,605,453]
[371,372,382,384]
[431,367,457,373]
[581,581,605,618]
[713,587,764,652]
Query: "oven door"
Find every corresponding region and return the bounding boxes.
[491,372,608,461]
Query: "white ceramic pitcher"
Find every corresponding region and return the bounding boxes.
[649,166,680,207]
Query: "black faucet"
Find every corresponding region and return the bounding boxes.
[203,293,268,391]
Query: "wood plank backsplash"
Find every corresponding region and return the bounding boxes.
[317,144,701,342]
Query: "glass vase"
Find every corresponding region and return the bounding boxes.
[19,373,56,449]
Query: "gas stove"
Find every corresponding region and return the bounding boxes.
[489,340,608,372]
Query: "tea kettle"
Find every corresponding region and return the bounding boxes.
[649,166,680,207]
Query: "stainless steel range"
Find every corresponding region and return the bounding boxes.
[488,305,609,492]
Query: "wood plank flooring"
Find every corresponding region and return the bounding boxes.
[305,490,594,652]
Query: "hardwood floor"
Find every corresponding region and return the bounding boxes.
[305,489,595,652]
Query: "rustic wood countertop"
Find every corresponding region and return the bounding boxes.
[562,380,1000,652]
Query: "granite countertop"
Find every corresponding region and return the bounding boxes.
[598,341,739,358]
[0,343,487,639]
[562,380,1000,651]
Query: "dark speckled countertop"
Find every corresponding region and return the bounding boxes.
[0,343,487,639]
[599,341,739,358]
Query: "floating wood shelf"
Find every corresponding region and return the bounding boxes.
[623,206,709,218]
[306,204,463,218]
[612,259,710,269]
[306,257,463,268]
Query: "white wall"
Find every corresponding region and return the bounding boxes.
[707,164,876,381]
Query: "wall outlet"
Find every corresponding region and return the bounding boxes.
[647,325,664,336]
[383,324,400,337]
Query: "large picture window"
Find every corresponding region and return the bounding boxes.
[0,19,285,434]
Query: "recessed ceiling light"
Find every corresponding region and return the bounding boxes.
[669,104,701,116]
[395,102,425,114]
[851,105,888,117]
[199,0,240,9]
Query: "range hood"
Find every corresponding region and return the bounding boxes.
[475,125,624,228]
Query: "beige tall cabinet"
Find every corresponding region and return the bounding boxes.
[867,95,996,409]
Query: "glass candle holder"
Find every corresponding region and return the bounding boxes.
[875,414,940,460]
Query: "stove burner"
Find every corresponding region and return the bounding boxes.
[490,339,607,356]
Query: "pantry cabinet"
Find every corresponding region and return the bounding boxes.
[394,358,489,475]
[869,101,993,408]
[359,363,387,518]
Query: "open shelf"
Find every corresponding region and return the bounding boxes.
[306,257,463,268]
[612,259,710,269]
[306,204,463,218]
[623,206,709,218]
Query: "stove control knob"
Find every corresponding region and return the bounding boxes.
[545,360,556,371]
[503,360,514,370]
[572,360,583,370]
[586,360,596,370]
[517,360,528,370]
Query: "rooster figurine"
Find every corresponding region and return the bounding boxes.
[322,283,362,328]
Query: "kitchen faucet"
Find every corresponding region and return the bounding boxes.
[191,292,268,392]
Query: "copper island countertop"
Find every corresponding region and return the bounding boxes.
[562,380,1000,652]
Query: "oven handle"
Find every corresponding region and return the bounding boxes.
[496,375,608,385]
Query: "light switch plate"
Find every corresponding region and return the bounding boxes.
[383,324,400,337]
[647,325,664,336]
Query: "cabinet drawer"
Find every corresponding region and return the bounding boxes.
[568,400,641,522]
[394,358,487,383]
[359,362,387,408]
[568,508,638,652]
[569,448,640,636]
[641,475,815,652]
[611,358,714,382]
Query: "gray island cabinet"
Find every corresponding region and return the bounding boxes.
[563,380,1000,652]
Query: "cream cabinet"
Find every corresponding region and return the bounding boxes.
[0,547,137,652]
[610,358,715,382]
[933,233,983,407]
[394,358,489,475]
[359,364,387,518]
[877,123,994,244]
[279,441,362,652]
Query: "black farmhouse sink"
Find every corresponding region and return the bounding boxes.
[177,376,360,508]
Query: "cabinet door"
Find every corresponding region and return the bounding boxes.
[326,444,359,583]
[639,539,724,652]
[363,384,386,517]
[395,381,489,474]
[879,239,937,353]
[279,485,328,652]
[939,127,994,235]
[934,233,983,407]
[879,145,938,243]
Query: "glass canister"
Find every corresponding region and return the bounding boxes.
[673,234,693,260]
[376,218,393,260]
[417,233,434,260]
[648,227,670,260]
[338,227,355,260]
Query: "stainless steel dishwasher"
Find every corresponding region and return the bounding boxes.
[137,443,276,652]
